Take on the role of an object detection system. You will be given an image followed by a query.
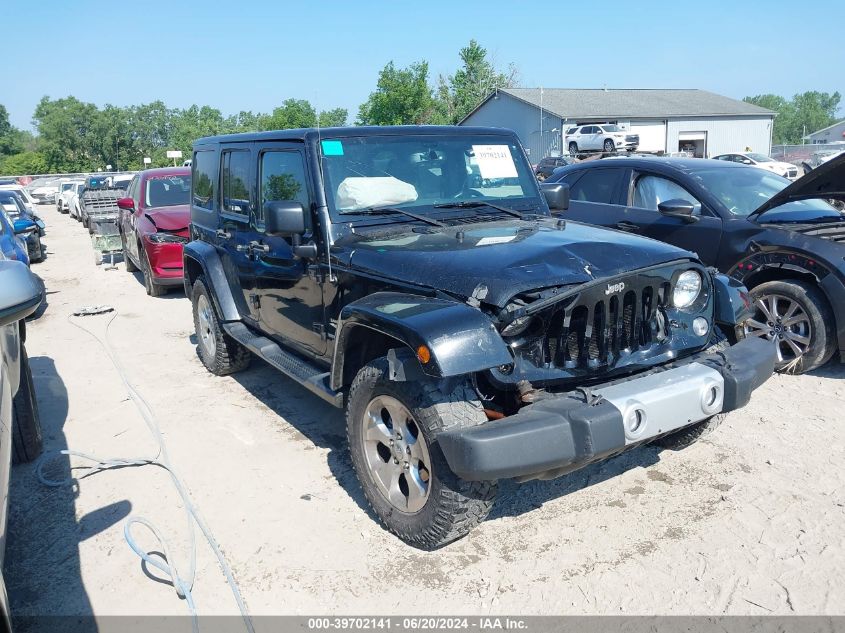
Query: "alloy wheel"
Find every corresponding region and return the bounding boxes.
[744,293,812,364]
[361,395,432,514]
[196,294,217,358]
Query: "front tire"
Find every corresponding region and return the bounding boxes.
[568,142,578,157]
[603,139,615,154]
[347,357,497,549]
[12,347,43,464]
[191,276,251,375]
[743,280,834,373]
[121,233,139,272]
[141,248,166,297]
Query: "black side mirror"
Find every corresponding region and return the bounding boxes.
[0,260,42,327]
[658,198,699,223]
[541,183,570,211]
[264,200,305,236]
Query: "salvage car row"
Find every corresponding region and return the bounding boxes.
[11,126,845,553]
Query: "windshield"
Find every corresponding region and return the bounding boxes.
[747,153,772,163]
[319,134,540,216]
[61,182,74,191]
[145,176,191,208]
[693,168,839,217]
[601,125,622,133]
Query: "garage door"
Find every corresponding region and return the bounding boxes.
[629,120,666,153]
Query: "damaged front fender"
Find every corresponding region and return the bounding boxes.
[712,272,753,328]
[331,292,513,390]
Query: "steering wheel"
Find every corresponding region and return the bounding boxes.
[454,188,484,199]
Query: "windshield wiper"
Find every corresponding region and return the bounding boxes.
[433,200,525,219]
[357,206,446,227]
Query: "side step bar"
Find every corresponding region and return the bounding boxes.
[222,322,343,408]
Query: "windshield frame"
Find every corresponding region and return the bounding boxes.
[318,132,544,224]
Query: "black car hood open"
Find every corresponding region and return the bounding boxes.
[750,153,845,219]
[346,219,694,307]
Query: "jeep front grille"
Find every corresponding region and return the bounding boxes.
[543,281,671,370]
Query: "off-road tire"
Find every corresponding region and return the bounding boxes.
[191,276,251,375]
[122,233,139,272]
[347,357,497,549]
[653,329,730,451]
[141,248,166,297]
[12,347,43,464]
[746,280,835,374]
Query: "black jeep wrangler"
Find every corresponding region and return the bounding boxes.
[184,126,776,548]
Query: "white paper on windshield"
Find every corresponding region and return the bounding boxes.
[472,145,518,179]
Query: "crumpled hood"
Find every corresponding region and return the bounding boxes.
[752,153,845,218]
[346,219,694,307]
[144,205,190,232]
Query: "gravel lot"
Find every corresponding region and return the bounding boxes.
[4,206,845,623]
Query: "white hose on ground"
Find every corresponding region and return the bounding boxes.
[35,310,254,633]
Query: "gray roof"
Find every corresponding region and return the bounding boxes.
[475,88,776,120]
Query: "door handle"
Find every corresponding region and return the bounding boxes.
[616,221,639,232]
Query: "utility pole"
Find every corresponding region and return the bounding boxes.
[539,87,544,159]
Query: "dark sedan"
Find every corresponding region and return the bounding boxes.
[545,155,845,373]
[534,155,575,181]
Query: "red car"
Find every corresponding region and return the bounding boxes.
[117,167,191,296]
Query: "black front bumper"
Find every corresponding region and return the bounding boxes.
[437,337,776,482]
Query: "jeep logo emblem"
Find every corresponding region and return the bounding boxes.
[605,282,625,295]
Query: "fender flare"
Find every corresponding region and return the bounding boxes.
[330,291,513,391]
[182,241,240,322]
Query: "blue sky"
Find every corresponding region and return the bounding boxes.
[3,0,843,130]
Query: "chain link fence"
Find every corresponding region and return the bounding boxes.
[770,143,845,172]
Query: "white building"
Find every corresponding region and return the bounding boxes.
[803,119,845,144]
[460,88,776,160]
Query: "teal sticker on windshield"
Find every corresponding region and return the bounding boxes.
[321,140,344,156]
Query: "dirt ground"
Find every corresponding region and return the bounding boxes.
[4,206,845,623]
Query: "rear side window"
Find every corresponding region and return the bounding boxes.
[258,151,311,227]
[221,150,251,215]
[192,151,217,210]
[569,169,622,204]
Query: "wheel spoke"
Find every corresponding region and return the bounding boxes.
[774,339,784,363]
[371,459,396,493]
[386,469,407,509]
[364,408,393,443]
[786,332,810,345]
[756,298,775,322]
[783,314,809,327]
[407,435,427,463]
[785,337,804,358]
[405,465,429,513]
[745,318,769,332]
[782,300,800,321]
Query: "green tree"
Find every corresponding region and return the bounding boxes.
[0,151,47,175]
[264,99,318,130]
[433,40,518,125]
[744,91,841,144]
[357,61,434,125]
[32,96,102,171]
[318,107,348,128]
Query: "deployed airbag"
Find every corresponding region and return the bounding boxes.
[337,176,418,211]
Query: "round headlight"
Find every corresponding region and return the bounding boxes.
[501,315,533,337]
[673,270,702,308]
